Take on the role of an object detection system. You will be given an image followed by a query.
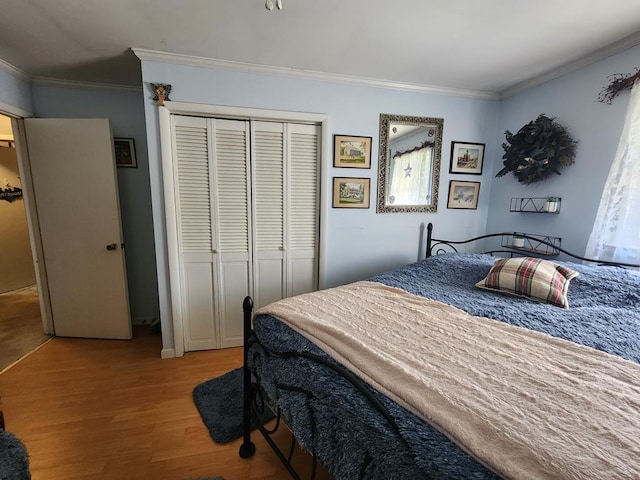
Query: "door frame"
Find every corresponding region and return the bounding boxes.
[158,102,329,357]
[8,116,55,334]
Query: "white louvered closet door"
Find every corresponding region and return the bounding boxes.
[287,123,320,297]
[173,116,251,350]
[173,115,218,351]
[211,119,251,348]
[171,115,319,352]
[252,121,320,308]
[252,121,285,309]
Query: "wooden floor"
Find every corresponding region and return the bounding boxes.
[0,326,331,480]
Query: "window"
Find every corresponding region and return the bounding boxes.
[387,145,433,205]
[585,80,640,265]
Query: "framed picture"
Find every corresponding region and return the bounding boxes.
[114,138,137,168]
[449,141,485,175]
[333,135,372,168]
[447,180,480,209]
[332,177,370,208]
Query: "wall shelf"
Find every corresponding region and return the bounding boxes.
[510,197,561,214]
[501,233,561,256]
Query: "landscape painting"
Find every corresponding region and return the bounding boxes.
[332,177,370,208]
[334,135,372,168]
[450,141,484,175]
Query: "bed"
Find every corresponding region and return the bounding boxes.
[238,223,640,479]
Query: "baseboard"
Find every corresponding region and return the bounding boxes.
[161,348,176,359]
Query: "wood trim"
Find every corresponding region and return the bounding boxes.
[11,118,54,335]
[133,48,498,100]
[160,347,175,358]
[0,100,32,119]
[158,106,185,357]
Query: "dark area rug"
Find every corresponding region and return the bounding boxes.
[0,429,31,480]
[193,367,274,443]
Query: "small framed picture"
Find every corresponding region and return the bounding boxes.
[333,135,372,168]
[449,141,485,175]
[114,138,137,168]
[447,180,480,209]
[332,177,370,208]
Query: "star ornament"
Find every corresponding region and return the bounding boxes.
[404,164,413,178]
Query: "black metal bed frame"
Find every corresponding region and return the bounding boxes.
[238,222,638,479]
[424,222,640,268]
[238,296,412,479]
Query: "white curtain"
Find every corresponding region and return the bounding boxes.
[387,147,432,205]
[585,80,640,265]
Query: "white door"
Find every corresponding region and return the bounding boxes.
[172,116,251,350]
[211,119,251,349]
[286,123,321,297]
[251,121,321,304]
[23,118,132,339]
[169,115,319,352]
[172,115,218,350]
[252,120,286,310]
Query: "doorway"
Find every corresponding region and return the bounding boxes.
[0,113,50,372]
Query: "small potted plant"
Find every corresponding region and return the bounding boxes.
[512,234,526,248]
[544,196,560,213]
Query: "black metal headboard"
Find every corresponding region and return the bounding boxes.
[425,222,639,268]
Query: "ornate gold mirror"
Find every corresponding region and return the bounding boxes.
[376,114,444,213]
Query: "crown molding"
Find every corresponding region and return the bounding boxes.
[500,31,640,99]
[0,58,30,81]
[0,100,32,118]
[132,48,499,101]
[31,76,142,92]
[0,56,142,92]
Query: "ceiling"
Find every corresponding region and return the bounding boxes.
[1,1,640,97]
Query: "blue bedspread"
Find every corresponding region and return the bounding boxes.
[373,253,640,363]
[249,253,640,479]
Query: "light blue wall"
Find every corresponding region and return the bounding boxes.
[140,61,500,351]
[32,83,159,324]
[0,68,34,116]
[5,42,639,354]
[487,44,640,258]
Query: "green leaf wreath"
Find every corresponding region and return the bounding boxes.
[496,114,577,184]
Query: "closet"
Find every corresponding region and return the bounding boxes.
[170,115,320,351]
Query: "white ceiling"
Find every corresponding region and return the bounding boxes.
[1,1,640,96]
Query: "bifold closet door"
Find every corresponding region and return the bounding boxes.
[251,121,285,309]
[251,121,320,309]
[172,115,319,351]
[286,123,320,297]
[173,116,250,350]
[211,119,251,349]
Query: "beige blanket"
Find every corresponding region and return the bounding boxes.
[256,281,640,480]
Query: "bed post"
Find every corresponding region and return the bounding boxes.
[239,295,256,459]
[426,222,433,258]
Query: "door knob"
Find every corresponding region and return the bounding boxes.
[106,243,118,251]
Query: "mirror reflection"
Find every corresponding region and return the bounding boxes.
[377,114,443,213]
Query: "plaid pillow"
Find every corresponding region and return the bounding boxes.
[476,257,579,308]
